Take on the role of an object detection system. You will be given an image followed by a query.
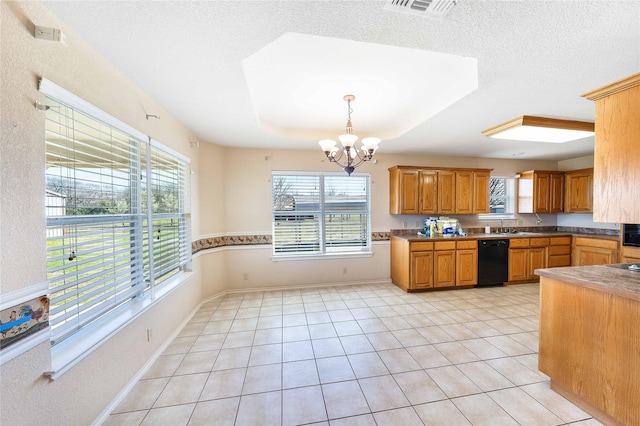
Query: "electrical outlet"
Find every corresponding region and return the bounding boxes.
[147,328,152,342]
[343,267,347,275]
[403,221,407,228]
[243,273,249,281]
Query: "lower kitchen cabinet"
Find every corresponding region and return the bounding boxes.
[548,236,572,267]
[572,236,618,266]
[434,241,456,287]
[456,240,478,286]
[508,238,548,283]
[390,236,478,292]
[621,246,640,263]
[410,251,434,289]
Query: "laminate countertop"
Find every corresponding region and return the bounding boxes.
[536,264,640,302]
[390,231,618,243]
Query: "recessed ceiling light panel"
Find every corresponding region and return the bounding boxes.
[482,116,594,143]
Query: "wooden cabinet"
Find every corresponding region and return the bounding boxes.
[572,236,618,266]
[456,169,490,214]
[508,237,549,282]
[418,170,438,214]
[389,168,419,214]
[583,73,640,223]
[548,236,572,267]
[390,236,478,292]
[564,168,593,213]
[437,171,456,215]
[433,241,456,287]
[518,170,564,213]
[389,166,491,215]
[455,240,478,286]
[621,246,640,263]
[411,251,434,289]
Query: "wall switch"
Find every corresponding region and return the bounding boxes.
[243,273,249,280]
[147,328,152,342]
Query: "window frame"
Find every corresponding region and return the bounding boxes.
[41,78,192,378]
[271,171,372,259]
[477,176,516,220]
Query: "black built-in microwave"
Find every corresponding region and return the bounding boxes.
[622,224,640,247]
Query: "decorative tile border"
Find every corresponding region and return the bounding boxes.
[192,232,391,255]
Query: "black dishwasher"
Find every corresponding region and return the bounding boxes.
[477,239,509,287]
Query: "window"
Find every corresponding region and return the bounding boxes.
[272,172,371,256]
[478,176,516,219]
[43,80,191,347]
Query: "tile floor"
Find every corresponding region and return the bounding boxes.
[105,283,603,426]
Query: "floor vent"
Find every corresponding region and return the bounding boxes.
[384,0,457,18]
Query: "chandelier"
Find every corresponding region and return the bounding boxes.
[318,94,381,175]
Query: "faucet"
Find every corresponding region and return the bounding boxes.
[500,219,504,233]
[535,213,543,226]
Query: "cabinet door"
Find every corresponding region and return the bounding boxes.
[565,169,593,213]
[528,247,547,278]
[534,173,550,213]
[574,246,617,266]
[473,170,490,213]
[549,173,565,213]
[455,170,473,214]
[411,251,433,289]
[438,171,456,214]
[509,248,528,281]
[397,169,419,214]
[434,250,456,287]
[456,249,477,286]
[419,170,438,214]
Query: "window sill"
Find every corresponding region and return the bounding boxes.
[45,271,194,380]
[271,251,373,262]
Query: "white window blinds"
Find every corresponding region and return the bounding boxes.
[43,81,191,345]
[271,172,371,256]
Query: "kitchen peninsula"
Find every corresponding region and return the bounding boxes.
[536,265,640,426]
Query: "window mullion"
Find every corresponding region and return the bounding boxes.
[319,175,327,254]
[144,138,156,298]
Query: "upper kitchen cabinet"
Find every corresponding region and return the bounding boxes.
[455,169,491,214]
[564,168,593,213]
[389,167,420,214]
[517,170,565,213]
[583,73,640,223]
[389,166,491,215]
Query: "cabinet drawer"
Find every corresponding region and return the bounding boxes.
[456,240,477,250]
[510,238,530,248]
[548,245,571,255]
[530,238,550,247]
[574,236,618,250]
[549,255,571,267]
[550,237,572,245]
[410,241,434,252]
[434,241,456,250]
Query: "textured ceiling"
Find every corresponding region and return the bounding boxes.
[41,0,640,160]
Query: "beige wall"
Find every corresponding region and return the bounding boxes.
[1,2,204,424]
[0,1,611,424]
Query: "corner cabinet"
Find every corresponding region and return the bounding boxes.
[518,170,564,214]
[389,166,491,215]
[564,168,593,213]
[583,72,640,223]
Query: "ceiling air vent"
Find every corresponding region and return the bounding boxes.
[384,0,457,18]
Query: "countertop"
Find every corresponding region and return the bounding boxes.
[390,231,619,243]
[536,264,640,302]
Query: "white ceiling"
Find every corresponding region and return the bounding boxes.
[41,0,640,161]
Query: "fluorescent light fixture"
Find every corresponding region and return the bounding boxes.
[482,116,594,143]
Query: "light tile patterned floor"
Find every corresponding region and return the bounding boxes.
[105,283,604,426]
